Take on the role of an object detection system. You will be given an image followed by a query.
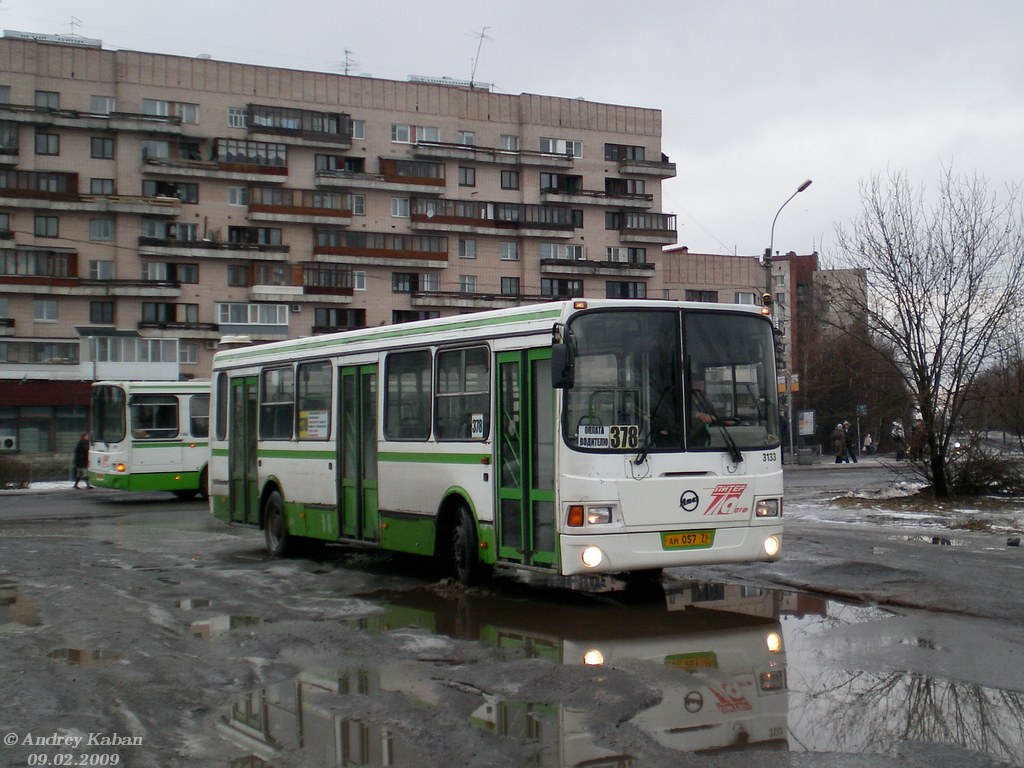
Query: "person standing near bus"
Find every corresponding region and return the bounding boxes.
[73,432,92,489]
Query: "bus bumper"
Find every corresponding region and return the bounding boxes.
[558,525,784,576]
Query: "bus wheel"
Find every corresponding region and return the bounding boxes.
[451,505,489,586]
[198,467,209,500]
[264,490,294,558]
[173,489,198,500]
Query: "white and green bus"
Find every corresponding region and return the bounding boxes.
[89,380,211,498]
[208,299,783,584]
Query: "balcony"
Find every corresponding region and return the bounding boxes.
[413,141,574,169]
[313,230,448,268]
[410,290,545,311]
[615,212,678,245]
[0,103,183,135]
[539,187,653,209]
[247,104,352,148]
[0,171,78,203]
[138,236,290,262]
[78,279,182,298]
[540,257,655,278]
[410,198,576,239]
[0,247,78,290]
[248,187,352,225]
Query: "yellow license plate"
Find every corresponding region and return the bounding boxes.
[662,530,715,550]
[665,652,719,672]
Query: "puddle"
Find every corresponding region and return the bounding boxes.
[48,648,124,666]
[0,581,42,628]
[890,534,968,547]
[190,615,264,639]
[216,581,1024,766]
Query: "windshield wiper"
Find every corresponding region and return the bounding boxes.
[633,385,672,465]
[691,388,744,464]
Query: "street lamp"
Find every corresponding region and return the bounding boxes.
[764,179,812,464]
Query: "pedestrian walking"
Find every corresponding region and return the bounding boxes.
[832,423,849,464]
[843,421,858,464]
[72,432,92,489]
[891,421,905,461]
[863,433,874,455]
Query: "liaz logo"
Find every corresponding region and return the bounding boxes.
[704,483,749,516]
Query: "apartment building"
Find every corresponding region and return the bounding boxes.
[0,32,678,456]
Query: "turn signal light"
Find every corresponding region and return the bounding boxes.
[567,505,585,527]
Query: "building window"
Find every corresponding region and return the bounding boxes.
[685,290,719,303]
[734,292,756,305]
[416,125,440,142]
[540,243,583,261]
[90,178,115,195]
[606,281,646,299]
[391,124,411,143]
[34,216,58,238]
[458,166,476,187]
[539,137,582,157]
[541,278,583,297]
[227,106,248,128]
[89,95,115,114]
[351,119,365,139]
[35,131,59,155]
[89,218,114,241]
[604,143,646,161]
[228,186,248,206]
[391,197,410,218]
[350,194,365,216]
[391,272,436,293]
[457,130,475,146]
[500,277,520,295]
[314,307,365,330]
[227,265,249,286]
[500,134,519,151]
[499,242,519,261]
[606,247,647,264]
[89,260,114,280]
[459,275,477,293]
[35,90,60,110]
[216,303,288,326]
[500,170,520,190]
[179,342,199,365]
[458,238,477,259]
[33,299,58,321]
[90,137,115,159]
[353,270,366,290]
[90,301,114,324]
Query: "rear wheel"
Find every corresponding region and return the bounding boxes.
[263,490,294,558]
[451,505,490,586]
[197,467,209,500]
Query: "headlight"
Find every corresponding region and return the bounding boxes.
[583,649,605,666]
[586,506,613,525]
[759,669,786,691]
[764,535,781,558]
[765,631,783,653]
[755,499,781,517]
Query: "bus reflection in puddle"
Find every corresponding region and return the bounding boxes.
[218,580,799,766]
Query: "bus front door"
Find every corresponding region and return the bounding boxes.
[338,365,379,541]
[495,350,557,569]
[229,376,259,524]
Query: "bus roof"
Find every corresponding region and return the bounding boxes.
[212,298,768,369]
[91,380,210,392]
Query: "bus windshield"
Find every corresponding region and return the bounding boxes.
[91,385,126,444]
[562,309,780,453]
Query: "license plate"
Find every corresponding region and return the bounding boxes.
[662,530,715,550]
[665,651,719,671]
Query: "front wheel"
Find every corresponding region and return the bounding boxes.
[263,490,295,558]
[450,505,490,586]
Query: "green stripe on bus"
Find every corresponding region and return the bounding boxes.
[90,470,201,492]
[133,441,209,449]
[257,448,335,460]
[217,306,563,362]
[378,451,489,465]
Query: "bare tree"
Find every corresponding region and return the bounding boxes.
[829,168,1024,497]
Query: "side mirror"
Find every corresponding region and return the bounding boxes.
[551,342,574,389]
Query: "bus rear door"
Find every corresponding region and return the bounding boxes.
[338,364,379,541]
[229,376,259,524]
[495,349,557,569]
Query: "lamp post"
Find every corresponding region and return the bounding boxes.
[764,179,812,463]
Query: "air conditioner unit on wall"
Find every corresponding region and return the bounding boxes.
[0,434,17,451]
[290,304,302,313]
[205,339,217,350]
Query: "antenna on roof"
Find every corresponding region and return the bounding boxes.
[69,16,82,37]
[341,48,358,76]
[469,26,492,89]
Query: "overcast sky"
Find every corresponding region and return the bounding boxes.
[6,0,1024,259]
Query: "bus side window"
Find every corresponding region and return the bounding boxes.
[190,394,210,438]
[385,350,431,440]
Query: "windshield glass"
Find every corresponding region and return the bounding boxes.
[90,385,126,443]
[562,309,779,453]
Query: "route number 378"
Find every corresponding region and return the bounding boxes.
[610,425,640,449]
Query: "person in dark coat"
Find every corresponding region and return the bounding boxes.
[73,432,92,488]
[832,423,849,463]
